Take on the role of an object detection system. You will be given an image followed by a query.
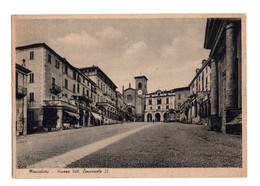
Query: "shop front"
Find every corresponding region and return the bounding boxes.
[43,100,78,131]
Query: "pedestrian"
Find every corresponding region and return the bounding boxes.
[153,119,154,124]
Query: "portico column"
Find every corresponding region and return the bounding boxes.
[209,57,221,130]
[210,58,218,116]
[38,111,43,132]
[82,110,86,126]
[226,22,238,109]
[197,101,200,118]
[23,97,27,135]
[87,112,91,127]
[56,107,63,130]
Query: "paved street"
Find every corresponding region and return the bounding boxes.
[16,122,242,168]
[16,122,146,168]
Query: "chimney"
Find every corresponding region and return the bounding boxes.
[129,83,131,88]
[202,59,207,66]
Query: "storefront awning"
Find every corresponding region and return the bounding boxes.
[64,111,79,119]
[91,112,102,120]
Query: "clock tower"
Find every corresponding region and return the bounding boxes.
[134,75,148,121]
[135,75,148,98]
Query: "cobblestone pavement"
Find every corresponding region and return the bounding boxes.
[17,122,150,168]
[67,122,242,168]
[17,122,242,168]
[23,123,153,168]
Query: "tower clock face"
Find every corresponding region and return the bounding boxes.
[137,90,143,95]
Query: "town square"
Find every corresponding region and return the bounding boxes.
[14,15,244,172]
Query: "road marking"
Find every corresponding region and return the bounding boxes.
[28,124,152,168]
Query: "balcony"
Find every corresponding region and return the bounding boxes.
[96,102,109,107]
[96,101,114,108]
[50,83,62,94]
[76,94,93,103]
[43,100,77,112]
[16,85,27,98]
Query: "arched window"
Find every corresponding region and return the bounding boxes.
[157,98,161,104]
[138,82,142,89]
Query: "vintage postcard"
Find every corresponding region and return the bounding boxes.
[12,14,247,178]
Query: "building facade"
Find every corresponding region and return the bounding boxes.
[61,59,98,128]
[123,84,136,121]
[172,87,190,121]
[144,89,175,122]
[123,76,148,122]
[15,63,31,135]
[180,59,211,124]
[15,43,101,133]
[80,66,120,124]
[204,18,242,134]
[116,91,127,122]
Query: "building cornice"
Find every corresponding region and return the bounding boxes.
[172,86,190,92]
[80,66,117,90]
[134,75,148,80]
[124,87,136,92]
[189,58,211,86]
[16,43,96,87]
[16,43,64,62]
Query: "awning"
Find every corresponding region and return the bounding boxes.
[64,111,79,119]
[91,112,102,120]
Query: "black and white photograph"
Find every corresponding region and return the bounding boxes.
[12,14,246,178]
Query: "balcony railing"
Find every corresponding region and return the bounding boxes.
[96,102,108,106]
[16,85,27,98]
[77,94,93,103]
[50,83,62,94]
[96,101,116,109]
[43,100,77,111]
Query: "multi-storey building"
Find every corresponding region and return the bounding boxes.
[180,59,211,124]
[80,66,119,124]
[61,59,99,127]
[116,91,126,122]
[15,63,31,135]
[190,59,211,94]
[172,86,190,121]
[204,18,242,134]
[15,43,100,133]
[144,89,175,122]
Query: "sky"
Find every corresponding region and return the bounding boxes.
[15,17,210,93]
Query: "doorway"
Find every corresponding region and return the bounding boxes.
[147,113,152,122]
[155,113,161,122]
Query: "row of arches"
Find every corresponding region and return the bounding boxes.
[146,112,167,122]
[98,105,122,121]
